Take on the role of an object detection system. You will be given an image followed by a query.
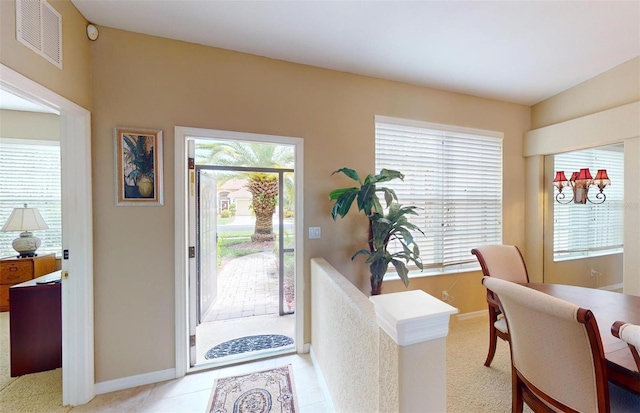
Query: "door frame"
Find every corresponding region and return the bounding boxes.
[174,126,304,376]
[0,64,95,405]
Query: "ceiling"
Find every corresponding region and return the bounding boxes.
[70,0,640,106]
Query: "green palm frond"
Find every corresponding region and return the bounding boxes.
[330,168,424,292]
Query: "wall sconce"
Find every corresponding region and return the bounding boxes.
[553,168,610,204]
[1,204,49,257]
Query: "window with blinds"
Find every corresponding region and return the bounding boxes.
[553,146,624,261]
[0,138,61,258]
[375,116,503,274]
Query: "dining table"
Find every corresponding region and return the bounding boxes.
[524,283,640,394]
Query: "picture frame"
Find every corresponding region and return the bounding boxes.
[114,126,164,206]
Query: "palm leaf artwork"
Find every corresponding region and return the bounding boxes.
[330,168,423,295]
[123,135,154,184]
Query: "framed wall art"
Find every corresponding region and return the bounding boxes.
[114,127,164,206]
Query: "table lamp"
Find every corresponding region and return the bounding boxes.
[1,204,49,258]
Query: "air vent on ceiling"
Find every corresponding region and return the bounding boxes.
[16,0,62,69]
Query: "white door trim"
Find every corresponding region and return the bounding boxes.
[0,64,95,406]
[174,126,304,377]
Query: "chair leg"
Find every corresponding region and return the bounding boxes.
[484,326,497,367]
[512,368,524,413]
[484,319,498,367]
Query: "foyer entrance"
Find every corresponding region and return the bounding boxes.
[184,133,301,369]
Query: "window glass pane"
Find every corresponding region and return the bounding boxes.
[375,117,503,273]
[553,146,623,260]
[0,139,61,257]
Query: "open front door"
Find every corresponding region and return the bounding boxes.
[197,170,218,322]
[187,140,198,366]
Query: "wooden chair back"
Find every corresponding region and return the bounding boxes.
[471,244,529,367]
[483,277,610,412]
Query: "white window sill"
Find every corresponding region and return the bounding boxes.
[553,248,623,263]
[383,264,481,282]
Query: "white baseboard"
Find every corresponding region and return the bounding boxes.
[95,368,176,395]
[600,283,623,291]
[456,310,486,321]
[309,346,336,413]
[302,342,311,353]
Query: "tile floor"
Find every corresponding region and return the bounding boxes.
[196,314,295,365]
[70,353,329,412]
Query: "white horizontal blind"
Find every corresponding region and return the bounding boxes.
[375,118,503,272]
[0,139,61,258]
[553,147,623,260]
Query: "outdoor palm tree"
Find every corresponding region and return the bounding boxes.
[198,141,294,242]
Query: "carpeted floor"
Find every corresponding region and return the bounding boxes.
[0,312,70,413]
[446,314,526,412]
[446,315,640,413]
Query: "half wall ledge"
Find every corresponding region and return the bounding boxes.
[371,289,458,412]
[370,289,459,346]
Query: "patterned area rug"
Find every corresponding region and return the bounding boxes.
[205,335,294,360]
[207,365,298,413]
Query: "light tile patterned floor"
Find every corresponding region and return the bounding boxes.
[69,354,328,413]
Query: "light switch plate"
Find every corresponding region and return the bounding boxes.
[309,227,321,239]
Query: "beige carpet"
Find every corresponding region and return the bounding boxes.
[447,314,530,412]
[0,312,70,413]
[447,315,640,413]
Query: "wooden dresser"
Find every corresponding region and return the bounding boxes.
[0,253,56,312]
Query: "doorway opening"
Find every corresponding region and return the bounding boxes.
[173,127,303,374]
[0,64,94,405]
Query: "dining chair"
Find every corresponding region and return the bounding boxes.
[471,245,529,367]
[610,321,640,394]
[482,276,610,412]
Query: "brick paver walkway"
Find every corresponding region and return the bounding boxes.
[202,252,280,322]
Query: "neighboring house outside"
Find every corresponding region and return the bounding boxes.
[218,178,252,216]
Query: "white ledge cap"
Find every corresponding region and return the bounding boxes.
[370,290,459,346]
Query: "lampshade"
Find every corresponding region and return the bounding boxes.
[1,204,49,258]
[576,168,593,181]
[553,171,568,189]
[594,169,611,187]
[553,171,567,183]
[569,171,578,182]
[1,204,49,232]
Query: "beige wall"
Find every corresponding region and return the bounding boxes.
[527,58,640,290]
[89,26,530,382]
[0,0,92,110]
[0,110,60,140]
[531,57,640,129]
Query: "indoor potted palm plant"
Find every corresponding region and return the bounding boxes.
[329,167,423,295]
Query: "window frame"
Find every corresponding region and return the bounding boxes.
[0,137,62,258]
[375,115,504,277]
[552,146,624,262]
